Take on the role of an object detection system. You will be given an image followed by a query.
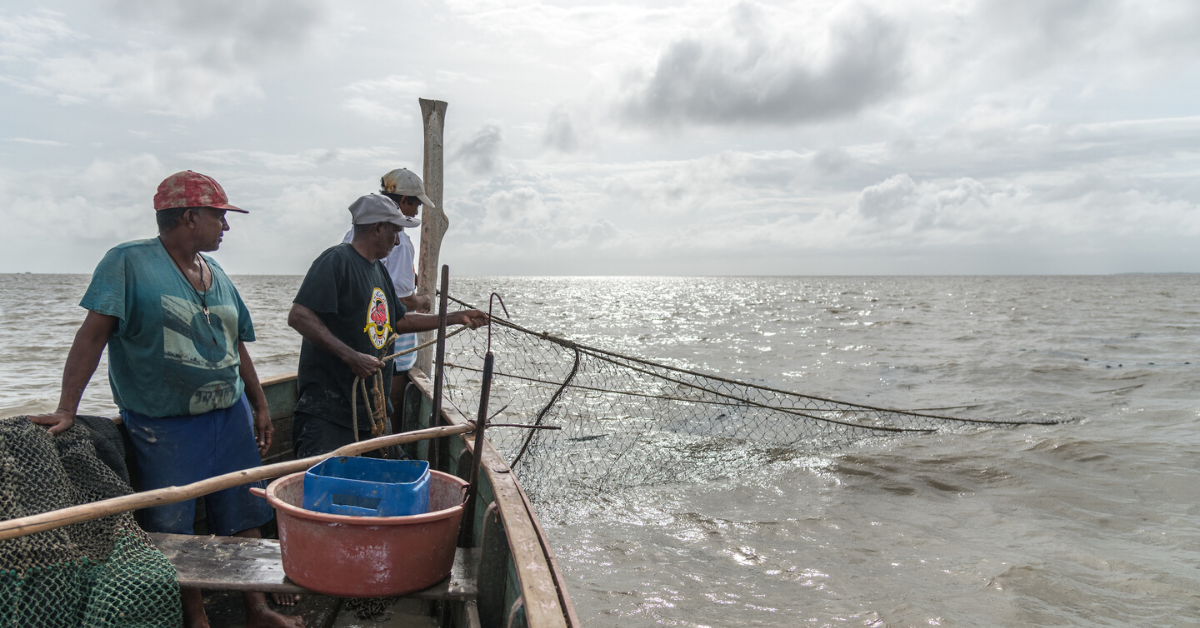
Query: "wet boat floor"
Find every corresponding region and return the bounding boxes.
[203,591,438,628]
[155,532,475,627]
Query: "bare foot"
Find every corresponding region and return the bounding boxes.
[245,601,304,627]
[272,593,301,606]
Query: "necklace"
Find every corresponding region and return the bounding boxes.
[164,241,212,324]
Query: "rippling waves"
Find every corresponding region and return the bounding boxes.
[3,273,1198,626]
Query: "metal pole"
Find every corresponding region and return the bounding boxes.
[459,351,492,547]
[429,264,450,470]
[0,423,475,541]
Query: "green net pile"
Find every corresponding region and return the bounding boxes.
[0,417,181,628]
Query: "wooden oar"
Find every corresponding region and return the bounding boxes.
[0,423,474,542]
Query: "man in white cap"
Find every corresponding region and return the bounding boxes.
[288,193,486,457]
[339,168,432,433]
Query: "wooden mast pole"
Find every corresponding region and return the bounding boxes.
[0,424,474,541]
[416,98,449,375]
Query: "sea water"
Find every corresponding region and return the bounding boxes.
[2,274,1198,626]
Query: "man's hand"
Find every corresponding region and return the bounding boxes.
[290,303,380,380]
[29,409,76,435]
[452,309,490,329]
[346,352,385,379]
[252,402,273,456]
[237,341,275,457]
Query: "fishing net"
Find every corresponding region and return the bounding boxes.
[0,417,181,628]
[440,301,1066,502]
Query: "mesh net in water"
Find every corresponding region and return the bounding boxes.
[440,303,1066,502]
[0,417,181,628]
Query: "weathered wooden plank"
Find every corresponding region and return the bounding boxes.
[415,99,449,376]
[463,600,482,628]
[510,476,582,627]
[151,533,302,594]
[507,597,528,628]
[261,372,299,421]
[150,533,479,601]
[409,370,569,628]
[430,547,481,602]
[261,372,299,464]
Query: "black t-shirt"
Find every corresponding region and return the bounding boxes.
[294,243,406,428]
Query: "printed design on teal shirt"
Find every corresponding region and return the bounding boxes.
[363,286,392,350]
[161,294,240,413]
[188,381,238,415]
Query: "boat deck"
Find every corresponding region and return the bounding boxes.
[153,533,482,627]
[151,532,480,601]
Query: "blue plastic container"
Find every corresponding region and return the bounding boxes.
[302,457,430,517]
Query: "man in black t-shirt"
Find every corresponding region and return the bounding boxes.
[287,194,487,458]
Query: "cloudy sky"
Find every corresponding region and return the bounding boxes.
[2,0,1198,275]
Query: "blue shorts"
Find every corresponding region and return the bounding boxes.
[120,394,274,536]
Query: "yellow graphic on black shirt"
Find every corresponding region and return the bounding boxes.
[364,287,393,350]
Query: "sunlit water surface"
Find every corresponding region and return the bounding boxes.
[2,274,1198,627]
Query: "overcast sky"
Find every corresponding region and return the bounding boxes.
[2,0,1198,275]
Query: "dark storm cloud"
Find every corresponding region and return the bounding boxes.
[543,107,580,153]
[618,4,906,127]
[107,0,330,62]
[455,123,504,175]
[812,147,853,175]
[976,0,1200,77]
[6,1,336,118]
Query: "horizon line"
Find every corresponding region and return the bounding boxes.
[2,271,1198,278]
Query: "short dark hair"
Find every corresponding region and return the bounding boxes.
[156,207,191,233]
[353,223,376,236]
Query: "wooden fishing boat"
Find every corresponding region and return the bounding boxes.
[2,97,575,627]
[0,362,577,627]
[153,98,577,627]
[132,366,579,628]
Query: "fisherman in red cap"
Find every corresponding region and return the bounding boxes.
[31,171,303,628]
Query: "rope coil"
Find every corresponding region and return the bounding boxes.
[349,327,470,444]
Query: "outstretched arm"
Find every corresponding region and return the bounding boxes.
[399,293,432,313]
[237,341,273,456]
[393,309,489,335]
[287,302,384,379]
[30,310,117,435]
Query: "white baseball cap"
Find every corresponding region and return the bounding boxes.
[380,168,436,209]
[348,193,419,228]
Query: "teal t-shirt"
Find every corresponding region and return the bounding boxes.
[80,238,255,417]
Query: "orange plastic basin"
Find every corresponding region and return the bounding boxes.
[254,469,468,597]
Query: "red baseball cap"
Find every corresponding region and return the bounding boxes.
[153,171,247,213]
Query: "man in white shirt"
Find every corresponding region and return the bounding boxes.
[341,168,433,432]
